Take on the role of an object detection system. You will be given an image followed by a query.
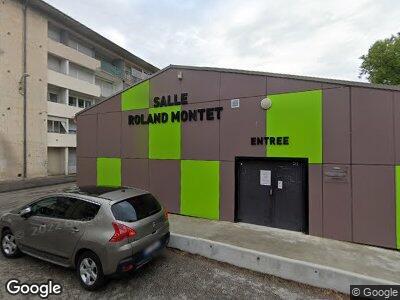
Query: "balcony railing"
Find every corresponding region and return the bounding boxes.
[100,60,123,78]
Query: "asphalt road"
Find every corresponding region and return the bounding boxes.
[0,184,346,299]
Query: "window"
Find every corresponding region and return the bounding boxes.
[69,63,94,83]
[111,194,161,222]
[95,77,114,97]
[48,92,58,103]
[68,119,77,134]
[69,200,100,221]
[68,96,77,106]
[67,38,94,57]
[48,55,61,72]
[47,120,67,134]
[30,197,58,217]
[78,99,85,108]
[84,100,92,108]
[48,24,61,42]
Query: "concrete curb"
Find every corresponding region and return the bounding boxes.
[0,175,76,193]
[168,233,398,294]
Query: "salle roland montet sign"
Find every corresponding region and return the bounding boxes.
[128,93,223,125]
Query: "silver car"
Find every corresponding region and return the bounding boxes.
[0,187,170,290]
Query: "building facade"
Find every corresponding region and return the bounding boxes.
[0,0,157,180]
[77,65,400,250]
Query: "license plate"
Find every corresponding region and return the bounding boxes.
[144,240,161,256]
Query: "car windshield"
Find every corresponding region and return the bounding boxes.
[111,193,161,222]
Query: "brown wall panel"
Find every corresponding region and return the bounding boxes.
[322,164,352,242]
[149,160,180,213]
[352,165,396,248]
[267,77,322,95]
[182,101,220,161]
[220,161,235,221]
[351,88,394,165]
[180,70,220,103]
[97,112,121,157]
[121,110,148,159]
[150,69,182,107]
[323,87,351,164]
[122,158,149,190]
[96,94,121,114]
[308,164,323,237]
[76,114,97,157]
[394,92,400,164]
[220,97,265,161]
[220,73,266,100]
[77,157,96,187]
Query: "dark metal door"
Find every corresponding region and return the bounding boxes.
[236,158,308,233]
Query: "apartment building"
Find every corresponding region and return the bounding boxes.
[0,0,158,180]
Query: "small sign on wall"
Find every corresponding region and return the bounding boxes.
[231,99,240,108]
[260,170,271,186]
[278,180,283,189]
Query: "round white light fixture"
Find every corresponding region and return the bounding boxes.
[260,97,272,110]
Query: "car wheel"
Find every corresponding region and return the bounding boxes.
[77,251,106,291]
[1,229,22,258]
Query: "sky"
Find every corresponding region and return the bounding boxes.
[45,0,400,81]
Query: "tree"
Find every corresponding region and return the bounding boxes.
[359,33,400,85]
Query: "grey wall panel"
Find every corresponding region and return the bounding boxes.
[149,160,180,214]
[308,164,323,237]
[352,165,396,248]
[150,69,182,107]
[182,101,220,161]
[180,70,220,103]
[77,157,96,187]
[96,94,121,114]
[267,77,322,95]
[122,158,149,190]
[322,164,352,242]
[394,92,400,164]
[97,112,121,157]
[351,88,394,165]
[220,161,235,222]
[121,110,148,159]
[220,97,265,161]
[220,73,266,100]
[323,88,351,164]
[76,114,97,157]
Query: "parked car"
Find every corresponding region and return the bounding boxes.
[0,187,170,290]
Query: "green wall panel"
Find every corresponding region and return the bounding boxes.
[266,90,322,163]
[180,160,220,220]
[396,166,400,249]
[97,157,121,187]
[121,80,150,111]
[149,106,181,159]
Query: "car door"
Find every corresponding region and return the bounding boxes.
[49,197,100,258]
[20,197,59,252]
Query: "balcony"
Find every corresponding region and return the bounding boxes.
[47,132,76,148]
[48,38,100,71]
[47,101,82,119]
[48,69,101,97]
[100,60,123,78]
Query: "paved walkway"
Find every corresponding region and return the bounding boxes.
[169,214,400,284]
[0,175,76,193]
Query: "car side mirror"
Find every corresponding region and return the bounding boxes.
[20,207,32,219]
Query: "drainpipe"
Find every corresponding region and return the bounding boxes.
[22,0,28,178]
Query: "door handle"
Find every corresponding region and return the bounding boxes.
[72,227,80,233]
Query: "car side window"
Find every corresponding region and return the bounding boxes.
[69,200,100,221]
[30,197,77,219]
[30,197,58,217]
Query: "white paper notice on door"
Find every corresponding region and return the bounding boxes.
[260,170,271,186]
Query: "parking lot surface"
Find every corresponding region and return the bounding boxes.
[0,184,345,299]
